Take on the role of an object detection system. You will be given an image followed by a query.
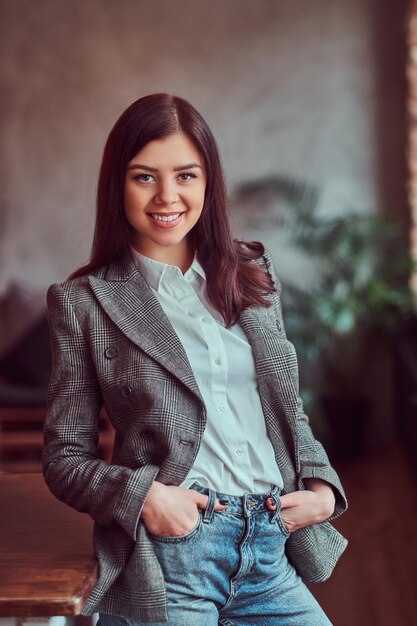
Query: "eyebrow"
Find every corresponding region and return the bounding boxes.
[127,162,203,172]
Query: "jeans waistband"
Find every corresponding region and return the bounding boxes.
[189,482,281,516]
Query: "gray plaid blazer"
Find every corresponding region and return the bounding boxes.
[43,248,348,623]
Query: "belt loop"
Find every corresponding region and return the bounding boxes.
[203,488,216,524]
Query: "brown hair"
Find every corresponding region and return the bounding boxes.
[71,93,274,326]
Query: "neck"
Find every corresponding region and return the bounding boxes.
[131,240,194,274]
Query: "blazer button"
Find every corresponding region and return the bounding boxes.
[105,346,118,359]
[121,386,132,398]
[276,321,282,331]
[141,429,154,441]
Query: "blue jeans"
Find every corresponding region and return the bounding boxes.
[99,483,332,626]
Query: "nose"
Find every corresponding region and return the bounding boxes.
[154,182,179,206]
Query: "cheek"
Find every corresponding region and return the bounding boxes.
[123,193,135,224]
[124,185,134,212]
[189,184,206,209]
[124,185,149,214]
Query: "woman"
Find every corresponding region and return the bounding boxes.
[43,93,348,626]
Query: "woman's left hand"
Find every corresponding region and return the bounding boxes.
[266,478,336,533]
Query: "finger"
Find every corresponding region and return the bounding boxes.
[193,493,229,511]
[266,497,277,510]
[279,493,299,509]
[194,493,229,511]
[214,498,229,511]
[193,493,209,510]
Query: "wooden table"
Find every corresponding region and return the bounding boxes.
[0,473,97,617]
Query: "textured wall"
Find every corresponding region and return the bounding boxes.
[0,0,407,289]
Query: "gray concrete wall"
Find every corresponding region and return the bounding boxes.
[0,0,407,289]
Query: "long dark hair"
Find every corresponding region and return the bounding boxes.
[71,93,274,326]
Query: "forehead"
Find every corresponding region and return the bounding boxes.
[129,132,203,167]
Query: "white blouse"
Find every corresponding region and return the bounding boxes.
[131,248,283,495]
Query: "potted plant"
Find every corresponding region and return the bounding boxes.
[233,177,415,459]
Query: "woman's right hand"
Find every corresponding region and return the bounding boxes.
[141,480,228,537]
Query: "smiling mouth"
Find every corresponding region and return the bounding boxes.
[150,212,182,222]
[147,212,184,228]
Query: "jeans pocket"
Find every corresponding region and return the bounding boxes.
[148,511,203,543]
[275,511,291,537]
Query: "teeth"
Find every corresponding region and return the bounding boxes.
[150,213,181,222]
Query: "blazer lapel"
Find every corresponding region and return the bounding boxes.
[88,252,299,428]
[88,253,203,404]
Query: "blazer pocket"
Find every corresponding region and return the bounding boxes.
[286,521,348,582]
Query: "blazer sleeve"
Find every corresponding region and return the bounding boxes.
[42,282,159,541]
[263,249,348,521]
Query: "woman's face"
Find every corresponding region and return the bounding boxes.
[124,132,206,264]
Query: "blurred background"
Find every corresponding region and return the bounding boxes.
[1,0,417,624]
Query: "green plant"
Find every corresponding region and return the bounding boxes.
[234,176,415,401]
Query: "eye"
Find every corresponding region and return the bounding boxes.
[133,173,155,183]
[177,172,197,182]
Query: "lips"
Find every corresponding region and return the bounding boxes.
[147,212,184,229]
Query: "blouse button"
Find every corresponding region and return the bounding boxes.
[105,346,118,359]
